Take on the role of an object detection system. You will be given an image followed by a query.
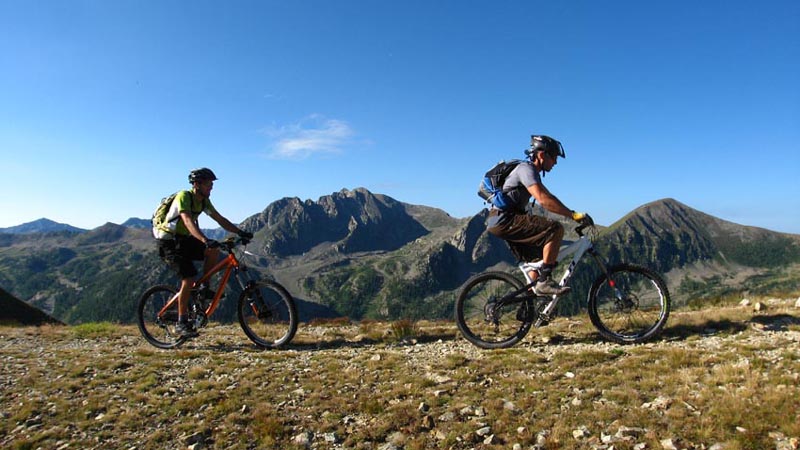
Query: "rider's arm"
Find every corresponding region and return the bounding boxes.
[207,209,244,235]
[528,183,573,218]
[179,211,210,244]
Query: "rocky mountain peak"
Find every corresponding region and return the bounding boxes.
[600,199,718,272]
[241,188,428,257]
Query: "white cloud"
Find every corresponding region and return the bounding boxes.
[264,115,354,160]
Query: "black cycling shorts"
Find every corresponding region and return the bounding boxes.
[157,235,206,279]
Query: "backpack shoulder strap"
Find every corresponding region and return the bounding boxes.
[183,189,208,213]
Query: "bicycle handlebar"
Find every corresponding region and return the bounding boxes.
[575,223,592,237]
[222,236,250,251]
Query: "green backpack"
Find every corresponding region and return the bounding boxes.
[151,190,208,239]
[151,191,184,238]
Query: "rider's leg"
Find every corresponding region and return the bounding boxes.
[157,236,200,322]
[175,266,200,337]
[177,277,194,318]
[167,236,204,337]
[541,223,564,265]
[175,276,199,337]
[534,224,571,296]
[202,247,221,281]
[538,223,565,276]
[488,213,566,291]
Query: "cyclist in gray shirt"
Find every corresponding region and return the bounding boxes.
[486,135,594,295]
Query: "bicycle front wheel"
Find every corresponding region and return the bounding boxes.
[137,284,186,349]
[238,280,298,348]
[588,264,670,344]
[455,271,532,349]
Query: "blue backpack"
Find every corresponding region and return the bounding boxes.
[477,159,525,210]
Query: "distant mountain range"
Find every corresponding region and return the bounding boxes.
[0,218,86,234]
[1,188,798,325]
[2,217,227,240]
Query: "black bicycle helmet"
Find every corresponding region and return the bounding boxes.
[188,167,218,184]
[525,135,566,160]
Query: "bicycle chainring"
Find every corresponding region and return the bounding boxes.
[515,302,530,322]
[193,311,208,329]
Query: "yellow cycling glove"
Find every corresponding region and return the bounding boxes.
[571,211,594,226]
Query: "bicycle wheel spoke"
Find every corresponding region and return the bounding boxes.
[238,281,297,348]
[589,265,670,343]
[137,285,184,349]
[456,272,532,349]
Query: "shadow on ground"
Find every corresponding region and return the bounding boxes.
[661,313,800,341]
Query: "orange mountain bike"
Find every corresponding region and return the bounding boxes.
[137,236,298,349]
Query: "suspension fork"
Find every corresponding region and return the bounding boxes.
[587,249,625,301]
[230,268,264,309]
[235,270,268,317]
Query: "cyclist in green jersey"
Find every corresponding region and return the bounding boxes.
[155,168,253,338]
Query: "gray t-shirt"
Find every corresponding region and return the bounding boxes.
[487,162,541,226]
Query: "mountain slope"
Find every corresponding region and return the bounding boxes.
[0,218,86,234]
[600,198,800,270]
[241,188,430,257]
[1,192,798,324]
[121,218,151,229]
[0,286,63,325]
[600,199,719,271]
[597,198,800,305]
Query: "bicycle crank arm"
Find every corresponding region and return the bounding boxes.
[535,296,560,326]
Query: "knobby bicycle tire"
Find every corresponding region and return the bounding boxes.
[237,280,298,348]
[455,271,533,349]
[587,264,670,344]
[137,284,186,349]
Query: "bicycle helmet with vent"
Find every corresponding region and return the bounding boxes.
[525,135,566,160]
[188,168,218,184]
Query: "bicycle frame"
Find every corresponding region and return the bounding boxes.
[158,243,251,320]
[496,225,612,326]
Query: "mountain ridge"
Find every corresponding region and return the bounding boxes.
[1,191,798,325]
[5,197,795,240]
[603,198,800,271]
[239,188,433,257]
[0,218,87,235]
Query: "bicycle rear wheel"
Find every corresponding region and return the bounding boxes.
[238,280,298,348]
[137,284,186,349]
[455,271,532,349]
[587,264,670,344]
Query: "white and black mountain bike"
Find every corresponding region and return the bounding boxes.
[455,224,670,349]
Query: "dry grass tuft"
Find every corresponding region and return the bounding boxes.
[389,318,419,341]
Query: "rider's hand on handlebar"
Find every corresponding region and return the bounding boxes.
[205,239,221,249]
[571,211,594,226]
[237,230,253,245]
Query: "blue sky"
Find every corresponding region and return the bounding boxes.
[1,1,798,234]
